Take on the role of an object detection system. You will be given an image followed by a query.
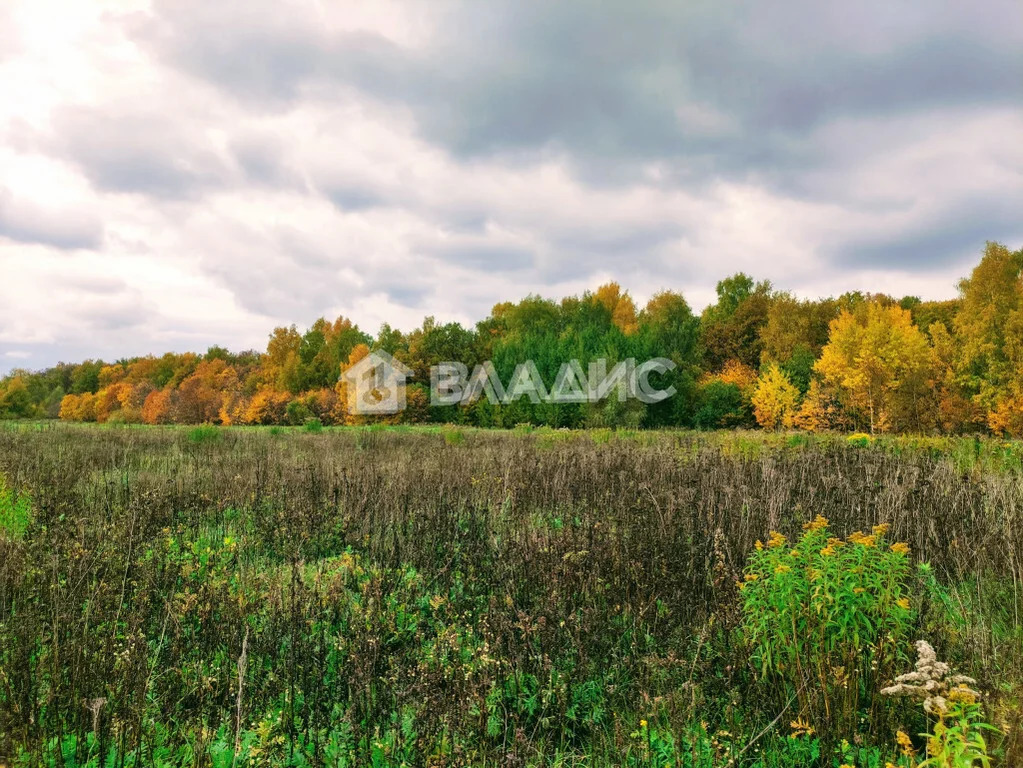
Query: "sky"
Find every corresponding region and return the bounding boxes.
[1,0,1021,373]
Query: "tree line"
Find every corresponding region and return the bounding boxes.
[1,241,1021,435]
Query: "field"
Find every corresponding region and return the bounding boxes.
[0,423,1021,767]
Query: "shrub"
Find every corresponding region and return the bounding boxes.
[740,516,915,743]
[847,432,874,447]
[694,380,751,428]
[303,417,324,434]
[187,424,221,444]
[0,474,32,541]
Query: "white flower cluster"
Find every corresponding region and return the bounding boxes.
[881,640,980,716]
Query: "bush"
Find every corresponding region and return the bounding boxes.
[303,417,324,434]
[187,424,221,444]
[0,474,32,541]
[740,516,915,743]
[694,380,752,428]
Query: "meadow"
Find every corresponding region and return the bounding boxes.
[0,422,1020,767]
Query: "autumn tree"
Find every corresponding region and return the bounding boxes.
[752,364,801,429]
[0,376,34,418]
[815,302,934,433]
[141,389,174,425]
[759,294,838,392]
[953,241,1023,433]
[594,282,639,336]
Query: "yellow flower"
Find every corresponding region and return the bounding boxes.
[754,540,764,551]
[639,719,647,728]
[767,531,787,549]
[744,573,759,582]
[789,717,815,736]
[896,730,916,756]
[820,545,836,557]
[853,587,866,594]
[859,535,877,548]
[737,582,746,592]
[949,685,977,704]
[872,523,890,537]
[848,530,865,544]
[774,564,791,574]
[896,597,911,610]
[827,537,846,548]
[803,515,829,531]
[890,541,910,555]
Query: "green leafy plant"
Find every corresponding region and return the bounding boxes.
[740,516,915,741]
[187,424,221,444]
[0,473,32,540]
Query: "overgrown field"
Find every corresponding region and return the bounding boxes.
[0,423,1021,767]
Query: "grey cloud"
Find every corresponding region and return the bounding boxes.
[431,242,535,272]
[830,195,1023,269]
[51,105,231,198]
[136,1,1022,182]
[0,187,104,250]
[230,132,297,187]
[322,183,386,212]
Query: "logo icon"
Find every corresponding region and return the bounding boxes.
[341,350,414,415]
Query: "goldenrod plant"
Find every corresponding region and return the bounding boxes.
[740,516,915,742]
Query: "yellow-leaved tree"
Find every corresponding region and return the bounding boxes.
[815,302,933,434]
[751,364,801,429]
[953,241,1023,435]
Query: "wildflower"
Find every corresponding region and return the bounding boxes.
[820,545,836,557]
[890,542,910,555]
[803,514,829,531]
[789,549,799,558]
[754,540,764,551]
[896,730,916,757]
[896,598,910,610]
[949,685,978,704]
[882,640,980,717]
[767,531,787,549]
[859,535,876,548]
[872,523,890,537]
[848,530,866,544]
[774,564,791,574]
[854,587,866,594]
[744,573,759,582]
[639,719,647,728]
[789,717,814,736]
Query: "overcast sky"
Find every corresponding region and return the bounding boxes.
[1,0,1021,373]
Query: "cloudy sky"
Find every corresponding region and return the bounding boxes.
[1,0,1021,372]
